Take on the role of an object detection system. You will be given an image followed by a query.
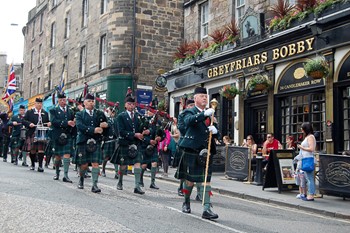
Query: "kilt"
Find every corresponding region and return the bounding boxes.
[141,145,158,164]
[10,137,25,150]
[52,137,74,157]
[175,148,212,183]
[73,142,103,165]
[23,134,47,152]
[172,145,183,168]
[102,140,117,159]
[110,144,142,165]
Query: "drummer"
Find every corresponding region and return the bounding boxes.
[49,92,75,183]
[8,105,27,166]
[22,98,51,172]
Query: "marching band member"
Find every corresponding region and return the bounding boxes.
[101,107,119,179]
[22,98,51,172]
[49,92,75,183]
[110,96,145,194]
[176,87,219,220]
[8,105,27,165]
[74,93,108,193]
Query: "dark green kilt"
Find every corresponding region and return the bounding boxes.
[141,145,158,164]
[10,137,25,150]
[73,142,103,165]
[175,148,212,183]
[102,140,117,159]
[172,145,182,168]
[52,138,74,157]
[110,145,142,165]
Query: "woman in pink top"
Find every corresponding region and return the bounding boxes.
[158,128,171,177]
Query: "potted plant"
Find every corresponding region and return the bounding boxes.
[158,99,167,111]
[248,74,272,91]
[219,84,240,100]
[303,57,330,79]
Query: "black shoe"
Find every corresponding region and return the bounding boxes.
[14,161,18,165]
[30,166,35,170]
[202,209,218,220]
[53,175,59,180]
[63,177,73,183]
[3,158,7,162]
[114,174,119,179]
[91,185,101,193]
[134,187,145,195]
[182,202,191,213]
[37,167,44,172]
[117,182,123,190]
[195,194,202,202]
[150,183,159,189]
[178,189,184,196]
[22,163,28,167]
[101,171,106,177]
[45,164,49,168]
[77,177,84,189]
[139,182,144,188]
[84,174,91,178]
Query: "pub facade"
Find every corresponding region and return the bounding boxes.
[164,0,350,154]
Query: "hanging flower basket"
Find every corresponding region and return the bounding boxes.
[248,74,272,92]
[309,71,325,79]
[254,84,268,91]
[303,57,329,79]
[219,85,240,99]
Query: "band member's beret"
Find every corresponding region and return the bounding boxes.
[57,92,66,99]
[19,105,26,109]
[125,96,135,103]
[35,98,43,103]
[186,99,194,105]
[194,86,207,95]
[84,93,95,100]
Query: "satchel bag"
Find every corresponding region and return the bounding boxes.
[128,144,138,159]
[301,157,314,172]
[86,138,97,153]
[58,133,68,146]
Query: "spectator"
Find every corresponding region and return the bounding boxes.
[262,133,283,156]
[242,135,257,154]
[286,135,296,149]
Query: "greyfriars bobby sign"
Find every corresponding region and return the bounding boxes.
[240,7,264,42]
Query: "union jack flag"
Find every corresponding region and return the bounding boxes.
[2,64,16,101]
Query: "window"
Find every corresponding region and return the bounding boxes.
[50,22,56,48]
[52,0,57,8]
[236,0,245,21]
[32,20,35,39]
[200,1,209,40]
[100,35,107,69]
[101,0,107,14]
[30,50,34,70]
[37,77,40,94]
[64,11,71,39]
[63,55,68,82]
[342,88,350,150]
[82,0,89,27]
[39,13,43,33]
[38,44,42,66]
[80,46,87,76]
[29,82,32,97]
[48,64,53,90]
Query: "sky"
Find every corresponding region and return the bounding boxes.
[0,0,37,64]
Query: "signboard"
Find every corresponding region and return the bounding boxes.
[212,145,226,172]
[318,154,350,198]
[136,89,152,115]
[225,146,249,180]
[263,150,298,193]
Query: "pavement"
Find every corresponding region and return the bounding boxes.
[106,164,350,220]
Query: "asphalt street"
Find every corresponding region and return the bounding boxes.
[1,160,350,233]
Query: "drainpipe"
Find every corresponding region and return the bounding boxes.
[131,0,137,92]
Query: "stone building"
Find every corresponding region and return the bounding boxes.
[23,0,184,104]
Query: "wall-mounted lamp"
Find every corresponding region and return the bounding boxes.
[309,24,329,44]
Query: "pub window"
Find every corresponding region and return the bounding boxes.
[100,35,107,69]
[236,0,245,21]
[200,1,209,40]
[280,92,325,152]
[343,88,350,150]
[82,0,89,28]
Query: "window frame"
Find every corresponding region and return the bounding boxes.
[80,46,87,76]
[51,22,56,48]
[100,35,107,69]
[200,1,209,40]
[82,0,89,28]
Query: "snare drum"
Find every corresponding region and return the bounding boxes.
[20,126,27,140]
[34,126,50,142]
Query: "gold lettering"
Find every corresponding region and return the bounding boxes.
[305,37,315,51]
[236,60,242,70]
[297,41,305,54]
[311,79,322,84]
[280,46,288,58]
[242,58,247,69]
[207,69,213,78]
[288,43,296,56]
[219,65,224,75]
[224,63,230,73]
[213,67,218,77]
[261,52,268,63]
[230,61,236,72]
[247,57,253,67]
[253,54,260,66]
[273,49,280,60]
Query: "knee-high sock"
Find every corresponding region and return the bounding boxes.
[183,182,194,203]
[134,168,141,188]
[91,168,100,186]
[114,164,119,173]
[29,153,36,167]
[55,159,61,176]
[22,151,27,164]
[37,153,44,168]
[102,160,107,172]
[196,183,202,198]
[63,158,70,178]
[200,185,212,211]
[151,167,157,184]
[140,168,145,184]
[118,167,124,185]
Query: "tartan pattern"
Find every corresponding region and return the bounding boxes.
[102,140,116,159]
[22,134,46,152]
[10,137,25,151]
[141,146,158,164]
[111,145,142,165]
[175,149,212,183]
[73,142,103,165]
[52,138,74,156]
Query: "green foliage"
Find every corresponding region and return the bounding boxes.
[248,74,272,91]
[219,85,240,99]
[303,57,330,78]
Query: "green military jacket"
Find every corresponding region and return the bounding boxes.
[8,114,25,137]
[49,105,75,140]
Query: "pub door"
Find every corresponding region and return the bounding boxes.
[245,99,268,148]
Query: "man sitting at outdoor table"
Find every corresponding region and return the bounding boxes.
[262,133,282,167]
